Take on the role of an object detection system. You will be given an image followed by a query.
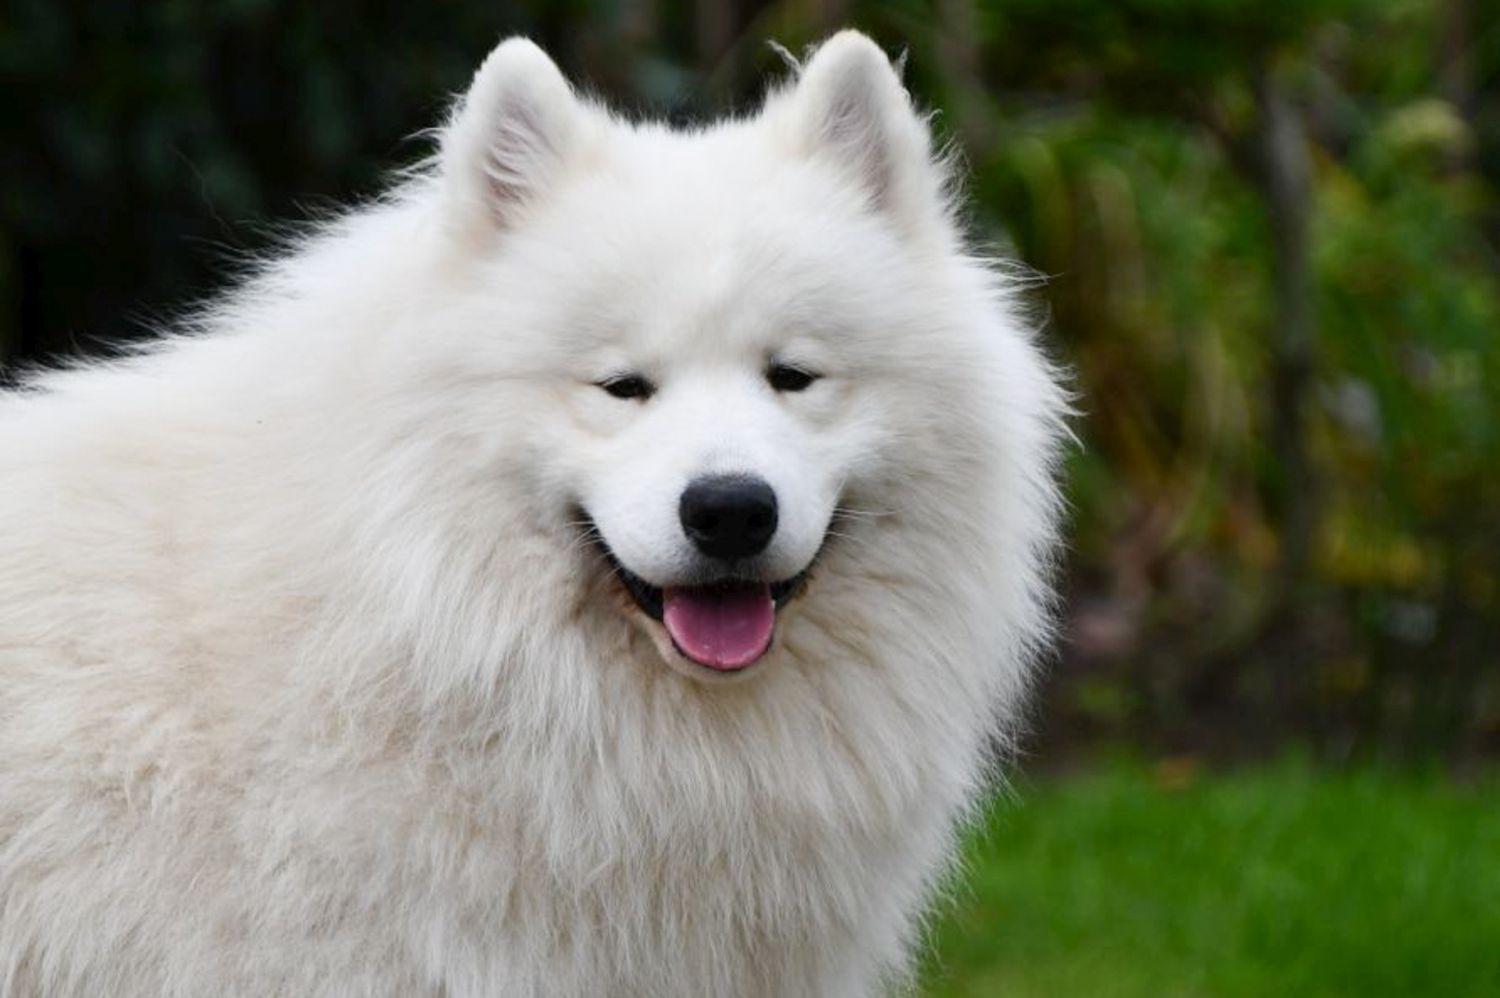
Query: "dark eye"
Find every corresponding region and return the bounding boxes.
[596,374,655,401]
[767,363,820,393]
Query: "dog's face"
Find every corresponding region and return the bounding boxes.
[422,34,986,681]
[535,205,899,679]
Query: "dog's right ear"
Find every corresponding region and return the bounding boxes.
[781,31,941,235]
[440,38,583,237]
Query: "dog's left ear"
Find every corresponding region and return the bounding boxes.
[783,31,943,233]
[440,38,585,239]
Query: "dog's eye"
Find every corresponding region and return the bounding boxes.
[767,363,820,393]
[596,374,655,401]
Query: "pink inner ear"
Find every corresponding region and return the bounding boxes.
[442,38,580,231]
[662,584,775,671]
[793,32,914,209]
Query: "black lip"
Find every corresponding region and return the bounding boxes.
[578,515,810,622]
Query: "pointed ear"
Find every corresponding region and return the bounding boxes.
[783,31,942,230]
[440,38,583,235]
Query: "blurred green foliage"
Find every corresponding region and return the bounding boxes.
[3,1,1499,759]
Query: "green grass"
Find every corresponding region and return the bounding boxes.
[918,759,1500,997]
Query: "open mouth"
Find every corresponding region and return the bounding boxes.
[591,533,809,673]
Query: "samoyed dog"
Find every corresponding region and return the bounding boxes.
[0,30,1066,998]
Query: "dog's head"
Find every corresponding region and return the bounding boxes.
[400,33,1062,683]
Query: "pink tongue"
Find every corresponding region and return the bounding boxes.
[662,584,775,671]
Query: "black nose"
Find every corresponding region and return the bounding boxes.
[679,475,778,560]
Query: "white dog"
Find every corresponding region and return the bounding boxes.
[0,31,1067,997]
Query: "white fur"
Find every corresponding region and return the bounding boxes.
[0,32,1068,997]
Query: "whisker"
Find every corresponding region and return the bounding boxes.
[833,505,896,521]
